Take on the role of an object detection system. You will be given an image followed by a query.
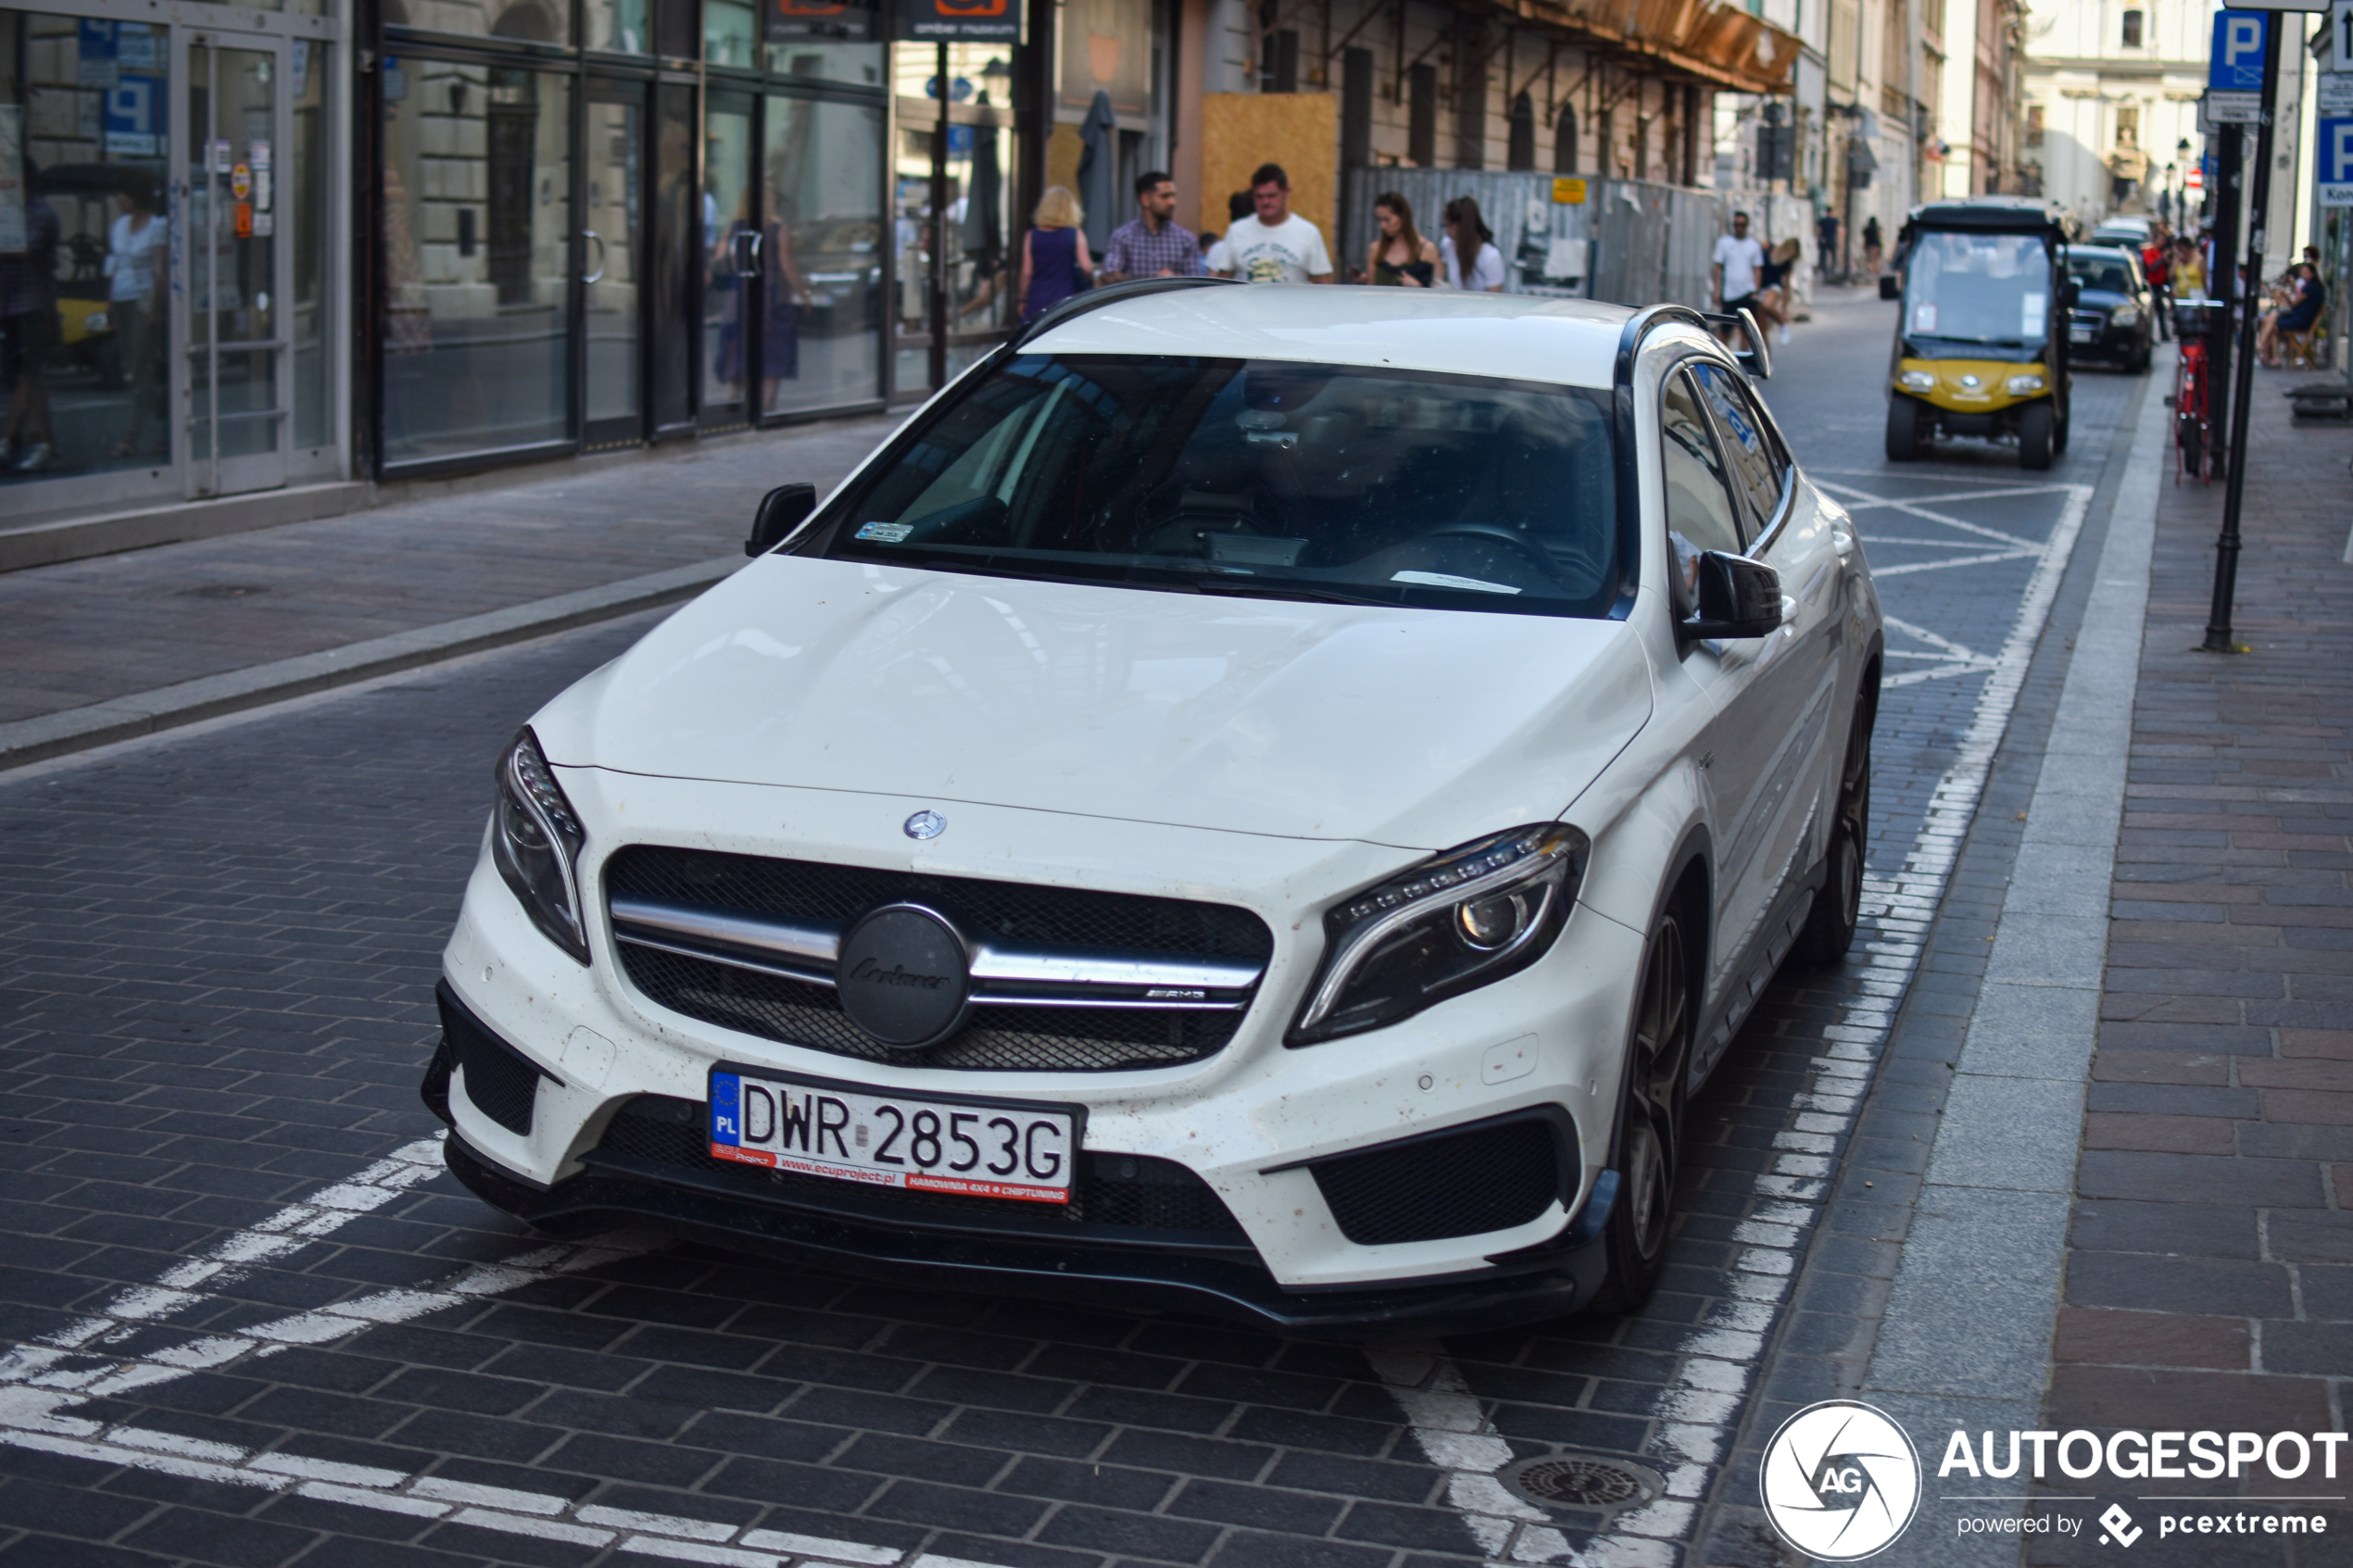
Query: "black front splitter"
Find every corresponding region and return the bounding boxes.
[443,1132,1614,1340]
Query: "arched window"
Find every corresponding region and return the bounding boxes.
[1555,104,1579,173]
[1507,92,1537,170]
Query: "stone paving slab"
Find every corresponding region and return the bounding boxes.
[0,414,900,730]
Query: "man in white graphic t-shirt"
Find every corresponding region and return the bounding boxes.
[1209,164,1334,284]
[1712,210,1767,317]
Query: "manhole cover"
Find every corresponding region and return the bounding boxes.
[1502,1453,1664,1512]
[176,583,270,599]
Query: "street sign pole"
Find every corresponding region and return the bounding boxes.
[2206,15,2285,653]
[2207,121,2243,480]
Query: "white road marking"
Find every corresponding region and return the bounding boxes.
[1368,480,2092,1566]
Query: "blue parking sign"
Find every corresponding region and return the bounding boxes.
[2211,9,2271,92]
[2319,116,2353,205]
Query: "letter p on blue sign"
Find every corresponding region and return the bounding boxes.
[2212,10,2271,91]
[2320,117,2353,206]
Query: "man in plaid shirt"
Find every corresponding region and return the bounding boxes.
[1099,171,1204,282]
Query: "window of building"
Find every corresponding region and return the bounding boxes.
[1555,104,1578,173]
[2025,103,2044,147]
[1507,91,1536,170]
[2117,105,2139,145]
[2120,8,2144,47]
[1407,63,1436,166]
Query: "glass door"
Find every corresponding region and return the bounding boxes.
[583,80,645,450]
[182,31,290,496]
[699,89,755,433]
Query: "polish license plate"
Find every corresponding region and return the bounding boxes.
[2070,327,2096,343]
[708,1070,1076,1204]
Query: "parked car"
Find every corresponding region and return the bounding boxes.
[2091,218,2153,248]
[2064,245,2155,373]
[421,281,1884,1336]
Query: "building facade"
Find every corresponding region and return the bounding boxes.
[3,0,1792,523]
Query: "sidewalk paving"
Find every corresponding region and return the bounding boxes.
[2033,375,2353,1553]
[0,413,900,737]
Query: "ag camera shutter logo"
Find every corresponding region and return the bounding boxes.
[1761,1400,1922,1560]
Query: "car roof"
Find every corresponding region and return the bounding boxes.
[1021,285,1636,390]
[2067,245,2139,262]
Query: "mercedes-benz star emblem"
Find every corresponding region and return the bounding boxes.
[903,810,946,840]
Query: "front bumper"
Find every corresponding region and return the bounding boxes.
[434,1099,1618,1337]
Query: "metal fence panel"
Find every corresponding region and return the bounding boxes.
[1340,168,1730,310]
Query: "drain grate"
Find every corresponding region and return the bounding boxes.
[1502,1453,1665,1512]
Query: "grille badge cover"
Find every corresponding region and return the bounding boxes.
[835,903,972,1048]
[904,810,947,840]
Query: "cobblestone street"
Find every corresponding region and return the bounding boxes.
[4,288,2342,1568]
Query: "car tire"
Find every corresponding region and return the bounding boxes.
[2178,414,2207,478]
[1590,908,1692,1315]
[2020,401,2055,470]
[1884,394,1924,461]
[2129,339,2151,375]
[1796,705,1872,965]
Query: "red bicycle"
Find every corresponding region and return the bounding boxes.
[2172,300,2224,483]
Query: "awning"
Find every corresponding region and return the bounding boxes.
[1492,0,1800,94]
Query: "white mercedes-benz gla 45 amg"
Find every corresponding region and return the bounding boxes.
[423,281,1882,1336]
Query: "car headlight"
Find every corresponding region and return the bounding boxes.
[1289,824,1589,1045]
[491,727,590,964]
[2110,306,2140,327]
[2006,373,2046,395]
[1899,370,1937,393]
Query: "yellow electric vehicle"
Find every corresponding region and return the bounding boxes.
[1880,198,2082,470]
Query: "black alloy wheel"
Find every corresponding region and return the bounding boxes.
[1796,705,1872,964]
[1591,910,1692,1313]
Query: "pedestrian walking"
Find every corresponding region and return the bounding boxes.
[1208,164,1332,284]
[1862,215,1884,277]
[1712,209,1768,328]
[1439,197,1504,292]
[1359,192,1438,286]
[1098,170,1202,283]
[1016,185,1092,323]
[1817,209,1843,283]
[2142,223,2172,341]
[1758,237,1799,344]
[1202,191,1261,276]
[2172,234,2205,299]
[1,182,60,474]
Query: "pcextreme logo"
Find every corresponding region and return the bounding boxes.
[1760,1400,1924,1561]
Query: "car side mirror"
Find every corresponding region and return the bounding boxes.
[746,483,817,557]
[1681,552,1782,641]
[1878,274,1901,301]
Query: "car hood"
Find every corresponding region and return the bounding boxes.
[535,557,1652,851]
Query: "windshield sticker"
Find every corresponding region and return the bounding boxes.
[1392,571,1522,596]
[2022,293,2047,335]
[854,521,914,543]
[1912,304,1938,333]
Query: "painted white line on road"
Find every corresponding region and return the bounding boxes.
[1369,479,2092,1567]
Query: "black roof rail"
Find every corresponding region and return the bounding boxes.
[1612,303,1709,390]
[1011,274,1243,350]
[1699,307,1772,379]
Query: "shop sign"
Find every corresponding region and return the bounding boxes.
[77,19,120,89]
[2318,115,2353,205]
[1551,177,1588,204]
[896,0,1019,44]
[770,0,875,42]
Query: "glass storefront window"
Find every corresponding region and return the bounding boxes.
[0,12,172,485]
[386,0,573,48]
[585,0,648,52]
[703,0,756,67]
[763,92,881,414]
[701,97,751,418]
[762,42,883,85]
[381,60,572,464]
[890,42,1017,393]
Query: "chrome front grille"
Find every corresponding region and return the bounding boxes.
[602,845,1274,1072]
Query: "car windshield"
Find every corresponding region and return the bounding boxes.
[2066,255,2136,295]
[815,354,1621,617]
[1902,231,2054,346]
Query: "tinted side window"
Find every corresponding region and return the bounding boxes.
[1660,370,1744,614]
[1690,361,1787,536]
